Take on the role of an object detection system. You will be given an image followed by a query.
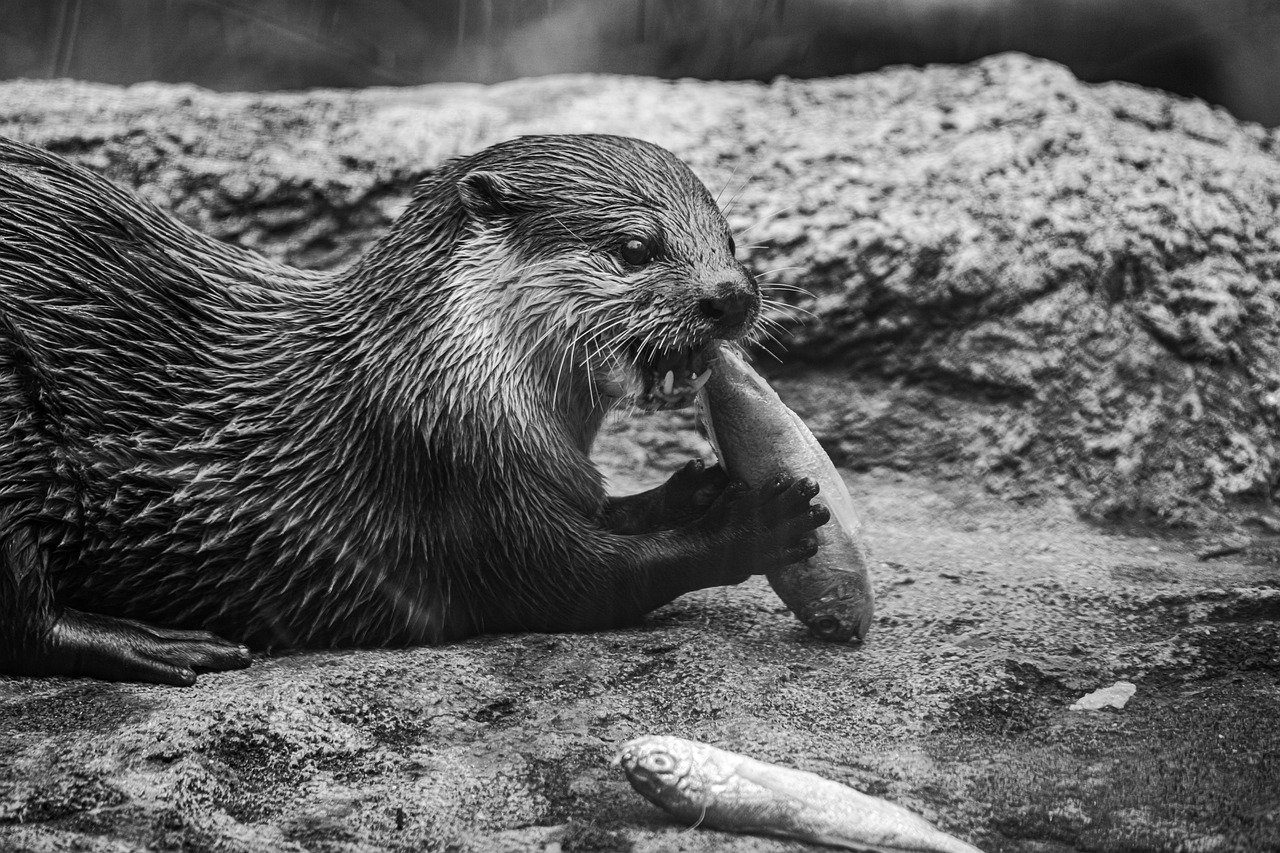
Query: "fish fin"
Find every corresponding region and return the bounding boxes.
[728,758,831,810]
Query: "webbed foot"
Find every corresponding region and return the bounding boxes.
[695,474,830,585]
[29,609,251,686]
[657,459,731,526]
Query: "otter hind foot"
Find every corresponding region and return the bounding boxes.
[41,609,252,686]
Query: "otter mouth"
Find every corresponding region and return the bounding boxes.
[643,347,715,410]
[600,345,713,411]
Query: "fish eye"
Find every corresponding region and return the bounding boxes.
[641,752,676,773]
[619,237,654,267]
[815,616,840,636]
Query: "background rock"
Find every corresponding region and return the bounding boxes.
[4,53,1279,528]
[2,56,1279,852]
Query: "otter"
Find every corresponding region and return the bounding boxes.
[0,134,829,686]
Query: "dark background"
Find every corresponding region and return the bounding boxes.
[4,0,1280,125]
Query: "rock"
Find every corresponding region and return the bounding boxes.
[1005,654,1096,690]
[1196,537,1251,561]
[4,55,1280,852]
[4,53,1277,529]
[2,473,1279,850]
[1070,681,1138,711]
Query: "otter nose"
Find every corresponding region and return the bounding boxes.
[698,286,758,337]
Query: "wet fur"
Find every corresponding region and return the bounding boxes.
[0,134,776,659]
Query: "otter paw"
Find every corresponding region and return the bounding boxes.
[699,474,829,583]
[45,609,252,686]
[660,459,731,524]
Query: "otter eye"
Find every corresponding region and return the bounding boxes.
[728,235,737,254]
[620,237,653,267]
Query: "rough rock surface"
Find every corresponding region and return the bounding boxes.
[3,467,1278,852]
[4,53,1280,527]
[1,56,1279,851]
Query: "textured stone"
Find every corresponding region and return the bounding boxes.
[2,57,1280,852]
[5,53,1278,527]
[1069,680,1138,711]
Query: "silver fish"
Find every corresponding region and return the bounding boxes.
[616,735,984,853]
[697,343,875,642]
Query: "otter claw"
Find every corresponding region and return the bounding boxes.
[794,477,820,500]
[795,503,831,532]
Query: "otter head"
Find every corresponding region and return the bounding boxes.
[453,134,758,413]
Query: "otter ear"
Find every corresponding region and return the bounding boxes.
[457,170,524,219]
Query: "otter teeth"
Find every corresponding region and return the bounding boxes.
[689,368,713,393]
[662,370,675,396]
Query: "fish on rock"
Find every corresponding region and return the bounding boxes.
[697,342,875,642]
[616,735,985,853]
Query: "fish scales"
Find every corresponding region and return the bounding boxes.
[617,735,985,853]
[696,343,875,642]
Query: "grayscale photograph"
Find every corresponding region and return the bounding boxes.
[0,1,1277,851]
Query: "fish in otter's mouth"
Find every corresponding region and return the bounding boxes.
[597,344,716,411]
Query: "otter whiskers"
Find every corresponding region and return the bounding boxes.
[734,203,798,240]
[758,281,816,300]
